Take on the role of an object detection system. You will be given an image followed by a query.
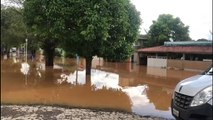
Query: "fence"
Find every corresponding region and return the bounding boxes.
[167,59,211,71]
[147,58,211,71]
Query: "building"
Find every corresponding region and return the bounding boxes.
[137,41,212,71]
[131,35,148,63]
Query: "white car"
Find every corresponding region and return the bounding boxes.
[171,66,212,120]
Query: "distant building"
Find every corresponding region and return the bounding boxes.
[131,35,148,63]
[137,41,212,71]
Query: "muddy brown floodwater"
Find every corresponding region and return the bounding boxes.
[1,56,201,119]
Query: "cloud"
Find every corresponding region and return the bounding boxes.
[131,0,212,40]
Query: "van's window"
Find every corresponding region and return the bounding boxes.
[206,68,213,75]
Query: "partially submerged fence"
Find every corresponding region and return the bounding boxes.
[147,57,211,71]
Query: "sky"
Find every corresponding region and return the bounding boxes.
[130,0,212,40]
[1,0,212,40]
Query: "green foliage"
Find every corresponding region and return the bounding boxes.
[1,4,38,56]
[1,5,27,57]
[102,1,141,62]
[1,5,26,51]
[23,0,64,66]
[59,0,141,62]
[24,0,65,40]
[60,0,111,59]
[23,0,141,70]
[147,14,191,47]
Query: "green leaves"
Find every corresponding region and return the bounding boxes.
[148,14,191,47]
[1,4,39,56]
[1,6,26,47]
[23,0,141,62]
[101,0,141,61]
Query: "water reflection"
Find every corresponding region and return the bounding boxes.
[57,69,121,90]
[1,57,201,119]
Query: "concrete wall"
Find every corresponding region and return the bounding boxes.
[133,52,138,63]
[146,67,167,77]
[167,59,212,71]
[147,58,167,68]
[167,59,183,70]
[146,58,211,71]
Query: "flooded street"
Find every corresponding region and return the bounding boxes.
[1,57,201,119]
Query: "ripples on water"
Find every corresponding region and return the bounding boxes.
[1,57,201,119]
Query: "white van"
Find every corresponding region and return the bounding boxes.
[171,66,212,120]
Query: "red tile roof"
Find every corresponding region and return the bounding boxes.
[137,46,212,54]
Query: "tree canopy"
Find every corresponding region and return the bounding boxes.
[23,0,141,76]
[24,0,64,66]
[102,2,141,62]
[60,0,141,74]
[1,5,26,55]
[147,14,191,47]
[1,3,38,58]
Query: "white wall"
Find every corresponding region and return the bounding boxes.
[146,67,167,77]
[133,52,138,63]
[147,58,167,68]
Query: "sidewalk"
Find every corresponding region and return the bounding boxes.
[1,105,173,120]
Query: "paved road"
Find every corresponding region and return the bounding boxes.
[1,105,174,120]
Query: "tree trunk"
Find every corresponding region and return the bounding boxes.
[43,40,56,67]
[5,46,10,59]
[43,45,55,67]
[6,51,10,59]
[86,75,91,86]
[44,67,54,84]
[85,57,92,84]
[45,47,54,67]
[85,57,92,75]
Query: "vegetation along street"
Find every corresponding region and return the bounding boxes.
[1,0,212,120]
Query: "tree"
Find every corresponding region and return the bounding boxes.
[23,0,62,66]
[23,0,141,78]
[1,3,38,59]
[102,3,141,62]
[197,38,209,41]
[60,0,141,76]
[1,5,26,57]
[147,14,191,47]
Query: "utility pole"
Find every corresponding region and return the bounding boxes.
[76,54,79,84]
[25,38,28,63]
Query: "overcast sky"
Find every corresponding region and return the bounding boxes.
[2,0,212,40]
[130,0,212,40]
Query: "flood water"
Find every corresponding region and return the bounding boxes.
[1,56,201,119]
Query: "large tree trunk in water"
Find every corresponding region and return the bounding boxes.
[85,57,92,84]
[85,75,91,86]
[44,67,54,84]
[6,51,10,59]
[45,48,54,67]
[5,46,10,59]
[43,40,56,67]
[85,57,92,75]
